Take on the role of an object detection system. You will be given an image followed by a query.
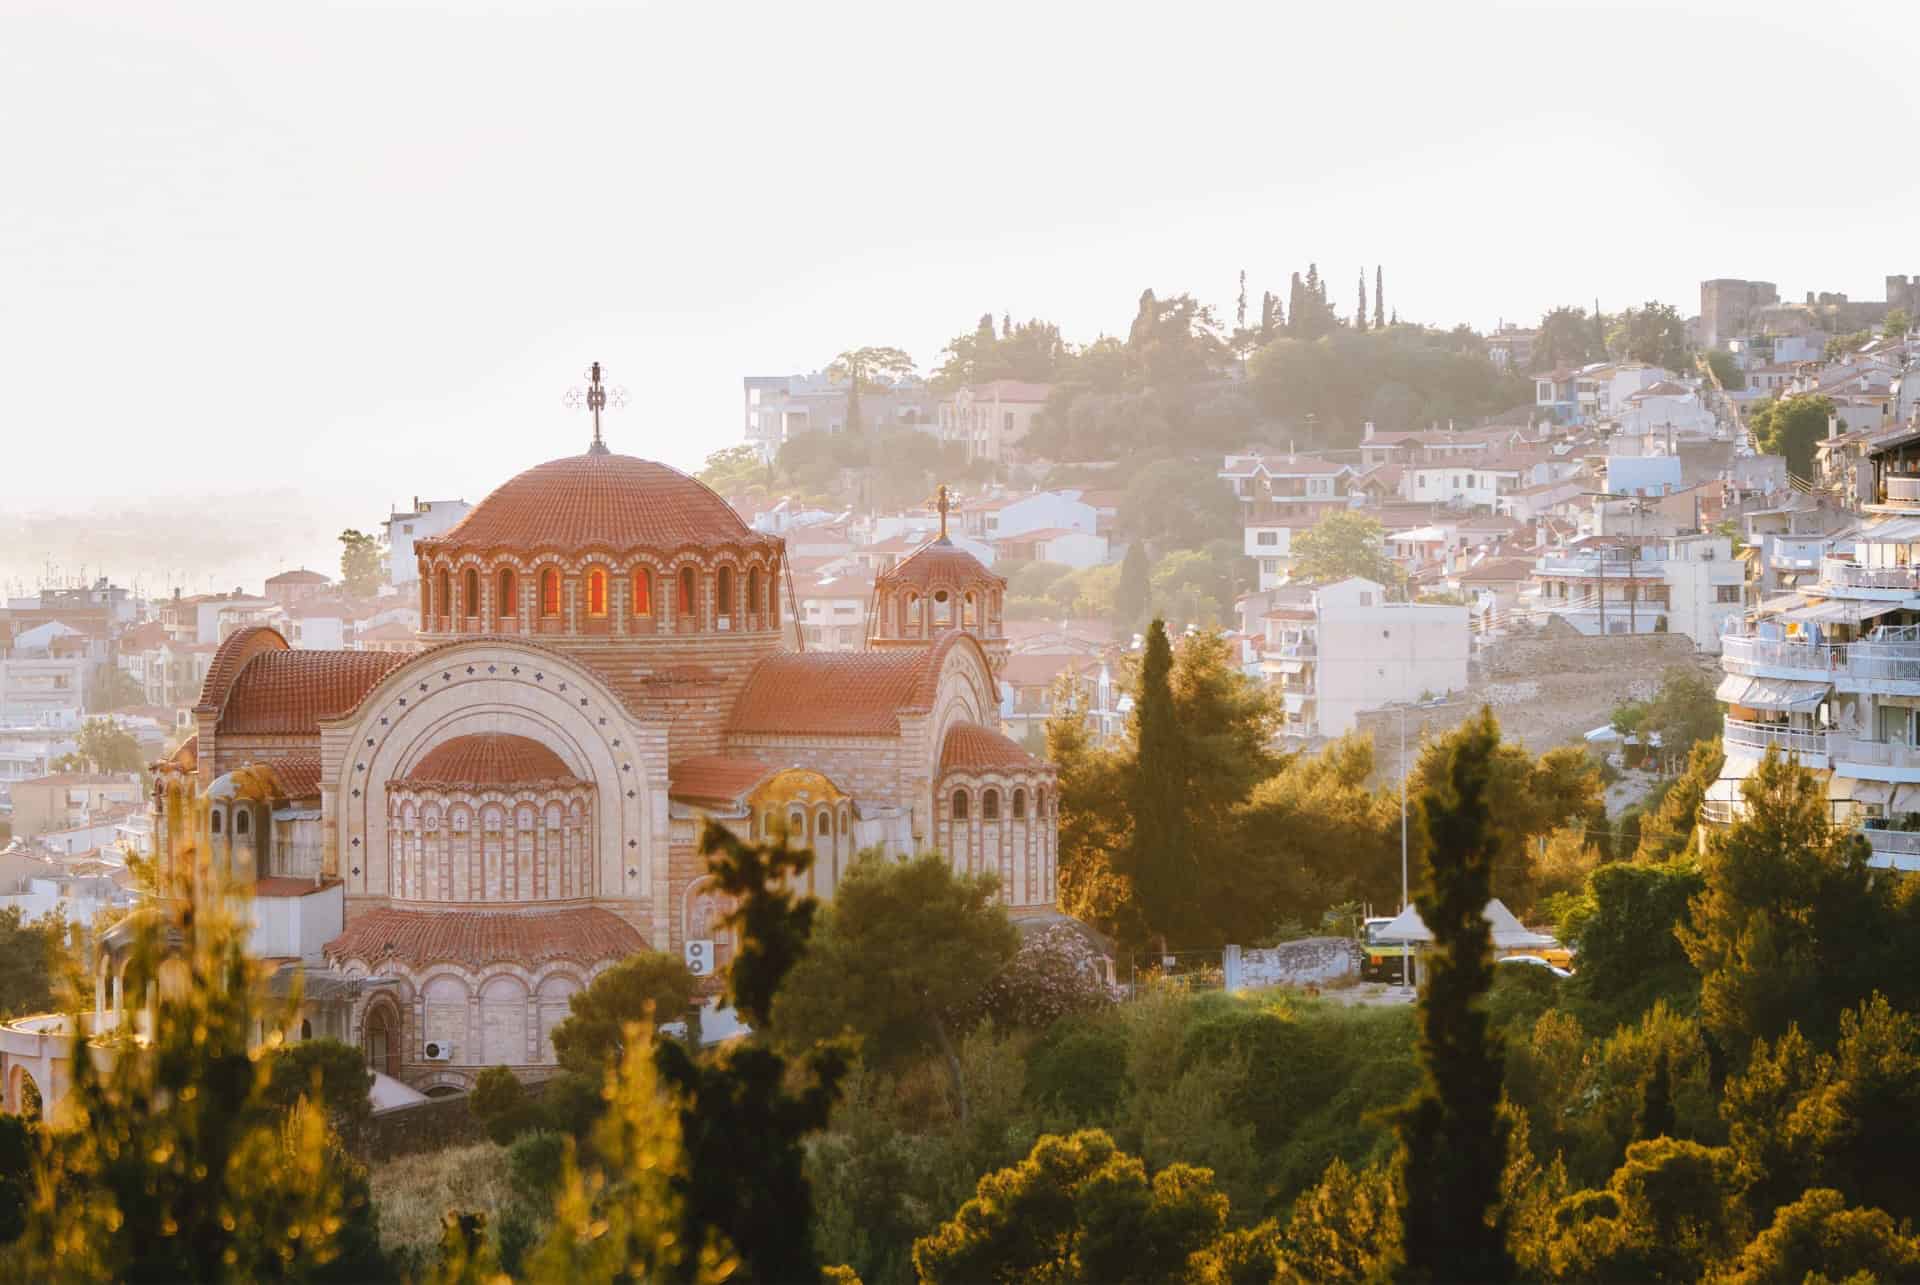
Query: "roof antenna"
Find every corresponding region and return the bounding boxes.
[564,361,628,455]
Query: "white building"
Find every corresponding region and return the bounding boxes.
[961,492,1098,543]
[1261,577,1470,738]
[0,656,88,730]
[383,498,472,588]
[1527,534,1744,652]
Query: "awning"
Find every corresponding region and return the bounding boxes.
[1374,898,1557,949]
[1282,692,1309,714]
[1274,660,1305,675]
[1780,600,1904,627]
[1756,592,1806,617]
[1840,779,1897,808]
[1717,674,1827,711]
[1707,754,1762,804]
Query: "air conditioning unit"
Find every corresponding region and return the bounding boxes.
[423,1041,454,1062]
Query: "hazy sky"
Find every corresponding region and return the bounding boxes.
[4,0,1916,582]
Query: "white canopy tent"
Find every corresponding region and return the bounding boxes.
[1375,897,1558,951]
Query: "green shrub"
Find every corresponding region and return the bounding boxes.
[506,1130,568,1200]
[1025,1022,1130,1122]
[469,1066,538,1145]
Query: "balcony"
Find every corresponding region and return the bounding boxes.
[1864,825,1920,868]
[1829,736,1920,781]
[1885,477,1920,504]
[1819,557,1920,594]
[1723,718,1827,762]
[1719,634,1842,676]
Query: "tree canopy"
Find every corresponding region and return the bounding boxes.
[1290,510,1398,587]
[337,528,382,599]
[1749,394,1835,482]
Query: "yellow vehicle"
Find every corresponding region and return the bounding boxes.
[1361,917,1414,981]
[1501,940,1576,971]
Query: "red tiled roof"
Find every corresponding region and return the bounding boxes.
[400,734,578,788]
[325,906,647,970]
[169,735,198,770]
[941,722,1047,774]
[216,649,409,735]
[1000,652,1093,688]
[16,772,138,787]
[266,568,330,586]
[877,538,1005,592]
[423,451,780,556]
[257,754,323,799]
[668,754,776,805]
[196,625,292,715]
[119,620,170,651]
[994,527,1092,544]
[730,651,930,736]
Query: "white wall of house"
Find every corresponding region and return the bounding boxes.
[0,658,87,729]
[248,884,344,964]
[1662,535,1745,653]
[990,493,1097,540]
[383,499,472,587]
[1310,579,1470,735]
[1033,531,1109,569]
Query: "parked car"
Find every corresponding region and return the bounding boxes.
[1495,954,1572,980]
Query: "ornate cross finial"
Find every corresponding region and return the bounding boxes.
[926,484,959,541]
[563,361,629,455]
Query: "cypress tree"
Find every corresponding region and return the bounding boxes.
[1390,708,1515,1283]
[1122,620,1192,950]
[1114,540,1151,639]
[1375,265,1385,330]
[1635,1047,1677,1141]
[1287,273,1306,337]
[1236,269,1248,333]
[1356,269,1369,332]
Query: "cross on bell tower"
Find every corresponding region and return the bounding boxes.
[563,361,629,456]
[927,484,959,541]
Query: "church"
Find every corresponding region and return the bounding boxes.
[150,376,1059,1093]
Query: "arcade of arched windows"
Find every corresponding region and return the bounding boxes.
[338,962,597,1071]
[938,774,1057,908]
[386,784,596,904]
[747,800,856,901]
[415,547,784,640]
[873,583,1004,642]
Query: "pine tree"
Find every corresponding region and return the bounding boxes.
[1390,708,1516,1283]
[1356,268,1369,332]
[1114,540,1151,639]
[1002,311,1012,339]
[1261,290,1281,339]
[1236,269,1247,333]
[1375,265,1385,330]
[1635,1047,1677,1141]
[1121,620,1193,949]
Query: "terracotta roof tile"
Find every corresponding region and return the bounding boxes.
[254,875,341,898]
[876,538,1005,592]
[325,906,646,971]
[668,754,776,805]
[196,625,292,714]
[258,755,323,799]
[399,734,578,788]
[216,649,409,735]
[730,651,929,736]
[118,620,170,652]
[941,721,1047,774]
[265,568,330,586]
[423,451,781,556]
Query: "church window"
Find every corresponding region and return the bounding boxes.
[632,568,652,615]
[678,567,697,619]
[301,1019,312,1041]
[210,811,223,835]
[1012,788,1026,819]
[982,789,999,821]
[747,567,761,616]
[934,590,952,629]
[951,790,969,820]
[587,568,608,617]
[541,568,562,616]
[717,567,734,622]
[235,809,250,836]
[498,568,516,618]
[463,568,480,619]
[436,568,451,620]
[816,810,831,837]
[963,591,977,628]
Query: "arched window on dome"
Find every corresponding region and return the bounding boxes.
[963,591,977,629]
[436,568,451,627]
[933,589,953,631]
[746,567,761,625]
[497,568,517,625]
[951,789,970,821]
[982,789,999,821]
[678,567,697,627]
[419,579,430,624]
[540,568,562,618]
[767,563,780,623]
[463,568,480,623]
[716,566,734,629]
[1013,787,1027,820]
[632,567,652,616]
[903,593,920,638]
[586,568,608,617]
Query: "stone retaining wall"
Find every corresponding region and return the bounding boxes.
[1233,937,1359,989]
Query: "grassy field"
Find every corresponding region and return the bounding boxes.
[368,1140,512,1260]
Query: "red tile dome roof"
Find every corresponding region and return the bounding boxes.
[214,649,409,735]
[399,734,580,789]
[325,906,645,970]
[941,721,1048,774]
[877,537,1004,592]
[425,451,777,555]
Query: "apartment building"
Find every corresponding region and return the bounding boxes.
[1260,577,1469,738]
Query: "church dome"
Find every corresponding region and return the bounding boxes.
[400,734,579,789]
[429,451,771,556]
[876,537,1004,592]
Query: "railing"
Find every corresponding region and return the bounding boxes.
[1534,557,1665,577]
[1820,557,1920,591]
[1723,718,1827,757]
[1885,477,1920,504]
[1276,640,1316,657]
[1863,826,1920,858]
[1829,736,1920,769]
[1844,643,1920,683]
[1721,634,1844,672]
[1701,799,1739,825]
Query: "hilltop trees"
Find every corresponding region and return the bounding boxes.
[1750,393,1836,481]
[825,345,916,434]
[1606,300,1691,370]
[338,528,382,599]
[1531,306,1605,372]
[1290,510,1398,587]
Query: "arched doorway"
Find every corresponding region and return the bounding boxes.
[363,997,401,1079]
[8,1065,42,1121]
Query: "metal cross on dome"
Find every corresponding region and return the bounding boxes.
[926,483,960,540]
[563,361,629,455]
